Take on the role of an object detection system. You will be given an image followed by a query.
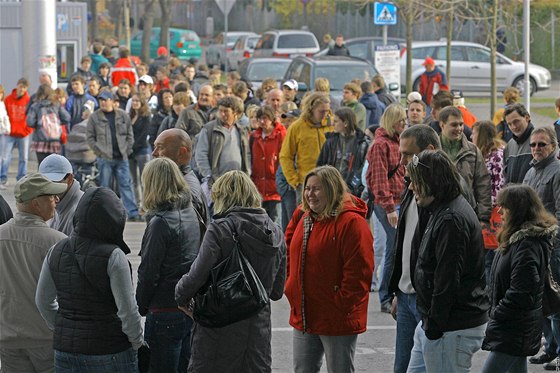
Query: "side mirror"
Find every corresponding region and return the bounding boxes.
[388,82,399,91]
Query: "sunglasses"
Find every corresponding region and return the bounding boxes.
[411,154,430,168]
[529,142,550,148]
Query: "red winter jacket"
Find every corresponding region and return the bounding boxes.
[418,67,449,106]
[111,58,138,87]
[4,89,32,138]
[251,122,286,202]
[284,195,374,336]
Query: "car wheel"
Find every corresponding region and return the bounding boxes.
[512,76,536,96]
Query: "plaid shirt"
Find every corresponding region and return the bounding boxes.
[365,127,405,213]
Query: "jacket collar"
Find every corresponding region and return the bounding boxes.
[56,181,83,213]
[14,211,49,227]
[508,223,558,246]
[530,152,557,170]
[512,122,534,144]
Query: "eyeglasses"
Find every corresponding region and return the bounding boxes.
[529,142,550,148]
[411,154,430,168]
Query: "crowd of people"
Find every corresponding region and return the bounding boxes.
[1,37,560,373]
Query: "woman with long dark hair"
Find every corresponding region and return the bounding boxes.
[317,107,369,197]
[482,184,558,373]
[148,88,173,149]
[128,93,151,206]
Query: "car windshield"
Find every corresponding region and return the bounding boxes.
[227,35,241,44]
[314,65,377,90]
[182,31,199,42]
[247,61,291,81]
[278,34,317,49]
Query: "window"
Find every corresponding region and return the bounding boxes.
[247,37,259,49]
[347,42,368,59]
[410,47,435,60]
[277,34,317,49]
[315,65,377,90]
[466,47,491,63]
[256,34,275,50]
[434,46,465,61]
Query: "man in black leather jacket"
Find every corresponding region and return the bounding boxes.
[406,150,489,372]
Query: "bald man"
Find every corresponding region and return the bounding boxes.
[152,129,208,226]
[265,88,285,118]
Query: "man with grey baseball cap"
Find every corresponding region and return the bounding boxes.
[39,154,84,235]
[0,173,67,372]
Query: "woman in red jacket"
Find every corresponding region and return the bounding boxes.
[285,165,374,373]
[251,105,286,224]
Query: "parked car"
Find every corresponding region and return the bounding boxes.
[205,31,257,69]
[238,57,292,90]
[227,34,261,70]
[130,27,202,61]
[253,30,320,58]
[315,36,405,61]
[283,56,379,103]
[400,40,552,95]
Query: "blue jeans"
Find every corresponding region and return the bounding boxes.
[482,351,527,373]
[394,292,422,373]
[407,322,486,373]
[55,347,138,372]
[263,200,281,226]
[145,311,192,373]
[280,188,297,232]
[292,329,357,373]
[372,213,387,290]
[97,157,139,218]
[129,151,150,205]
[0,135,30,182]
[375,204,399,306]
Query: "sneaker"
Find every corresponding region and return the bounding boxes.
[544,358,560,371]
[530,352,557,364]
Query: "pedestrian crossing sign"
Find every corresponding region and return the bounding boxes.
[374,2,397,25]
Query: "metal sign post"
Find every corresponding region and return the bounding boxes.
[215,0,236,72]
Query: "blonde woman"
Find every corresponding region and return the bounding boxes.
[175,170,286,372]
[279,92,333,203]
[365,103,406,313]
[285,165,373,372]
[136,157,202,372]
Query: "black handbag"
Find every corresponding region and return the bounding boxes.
[193,219,269,328]
[543,265,560,317]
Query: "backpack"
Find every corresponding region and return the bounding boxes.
[40,106,62,141]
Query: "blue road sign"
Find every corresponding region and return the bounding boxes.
[374,2,397,25]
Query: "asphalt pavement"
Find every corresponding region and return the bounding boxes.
[1,81,559,371]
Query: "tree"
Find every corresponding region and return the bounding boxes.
[141,0,156,62]
[159,0,173,51]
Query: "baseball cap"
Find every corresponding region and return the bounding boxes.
[407,91,422,103]
[39,154,73,182]
[282,79,298,91]
[14,173,67,203]
[422,57,435,66]
[139,75,154,85]
[98,90,114,101]
[281,109,301,119]
[157,46,168,57]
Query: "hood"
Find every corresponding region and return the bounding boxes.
[9,89,29,102]
[360,93,380,110]
[508,223,558,247]
[36,99,55,108]
[223,207,284,256]
[340,193,368,218]
[72,187,131,254]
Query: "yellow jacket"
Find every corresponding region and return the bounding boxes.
[279,116,334,188]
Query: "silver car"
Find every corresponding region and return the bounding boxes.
[206,31,257,69]
[253,30,320,58]
[400,40,551,95]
